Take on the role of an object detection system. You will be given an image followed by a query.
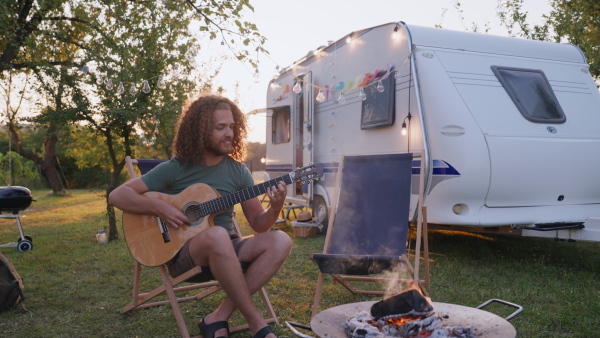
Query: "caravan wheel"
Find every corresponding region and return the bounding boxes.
[313,195,328,233]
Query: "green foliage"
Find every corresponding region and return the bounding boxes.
[0,152,43,188]
[548,0,600,79]
[497,0,600,81]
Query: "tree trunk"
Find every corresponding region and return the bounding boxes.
[42,133,65,194]
[8,124,65,194]
[106,163,123,240]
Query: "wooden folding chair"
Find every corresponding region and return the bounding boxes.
[120,156,278,337]
[309,153,430,317]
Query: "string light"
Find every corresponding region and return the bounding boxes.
[376,80,385,93]
[358,88,367,100]
[172,65,180,80]
[293,81,302,94]
[142,80,151,93]
[253,68,260,83]
[80,23,404,101]
[346,32,354,44]
[316,89,325,102]
[336,91,346,104]
[157,75,166,89]
[395,69,401,80]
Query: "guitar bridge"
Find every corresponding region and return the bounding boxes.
[157,217,171,243]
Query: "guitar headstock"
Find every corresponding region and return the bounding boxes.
[290,163,324,184]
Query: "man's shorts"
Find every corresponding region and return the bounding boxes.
[167,233,251,283]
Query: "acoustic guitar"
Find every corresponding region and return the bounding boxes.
[122,163,324,266]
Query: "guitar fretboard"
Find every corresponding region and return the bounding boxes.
[194,174,294,218]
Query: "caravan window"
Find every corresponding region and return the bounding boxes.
[360,71,396,129]
[491,66,566,123]
[271,106,290,144]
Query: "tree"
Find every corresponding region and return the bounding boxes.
[497,0,600,81]
[1,0,268,240]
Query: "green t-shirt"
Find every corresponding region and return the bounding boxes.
[141,156,254,233]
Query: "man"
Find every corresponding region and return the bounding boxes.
[109,94,290,338]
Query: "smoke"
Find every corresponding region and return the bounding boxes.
[382,263,416,299]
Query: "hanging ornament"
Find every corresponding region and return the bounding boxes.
[157,75,166,89]
[142,80,151,93]
[376,80,385,93]
[96,74,104,85]
[316,89,325,102]
[253,69,260,83]
[337,92,346,104]
[117,81,125,94]
[129,83,137,96]
[395,69,402,80]
[358,88,367,100]
[81,65,89,73]
[293,81,302,94]
[106,79,114,90]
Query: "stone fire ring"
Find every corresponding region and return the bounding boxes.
[311,301,516,338]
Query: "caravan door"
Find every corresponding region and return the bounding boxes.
[302,72,314,200]
[289,72,314,202]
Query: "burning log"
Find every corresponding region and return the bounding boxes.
[371,289,434,320]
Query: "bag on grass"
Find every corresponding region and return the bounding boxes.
[0,252,26,312]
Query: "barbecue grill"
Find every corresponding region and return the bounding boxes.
[287,299,522,338]
[0,186,34,252]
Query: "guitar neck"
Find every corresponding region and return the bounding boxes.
[200,174,293,217]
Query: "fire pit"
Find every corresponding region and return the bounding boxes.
[310,300,522,338]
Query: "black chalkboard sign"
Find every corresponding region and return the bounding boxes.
[360,73,396,129]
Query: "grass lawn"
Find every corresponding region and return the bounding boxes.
[0,189,598,337]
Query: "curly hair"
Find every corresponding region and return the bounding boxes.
[173,94,247,164]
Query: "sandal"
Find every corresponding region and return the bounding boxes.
[198,317,229,338]
[252,325,274,338]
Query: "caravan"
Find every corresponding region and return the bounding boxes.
[264,22,600,242]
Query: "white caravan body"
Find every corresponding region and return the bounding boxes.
[264,22,600,241]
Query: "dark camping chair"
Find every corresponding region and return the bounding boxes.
[120,156,278,338]
[310,153,430,317]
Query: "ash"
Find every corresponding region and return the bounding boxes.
[345,311,476,338]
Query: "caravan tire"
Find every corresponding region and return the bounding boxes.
[313,195,328,234]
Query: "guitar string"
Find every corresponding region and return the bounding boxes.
[182,176,292,219]
[180,166,318,220]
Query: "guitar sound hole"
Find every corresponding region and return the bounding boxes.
[183,202,203,224]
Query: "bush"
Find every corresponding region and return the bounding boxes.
[0,153,44,188]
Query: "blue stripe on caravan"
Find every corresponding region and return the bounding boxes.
[412,160,461,176]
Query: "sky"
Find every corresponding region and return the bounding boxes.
[204,0,553,142]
